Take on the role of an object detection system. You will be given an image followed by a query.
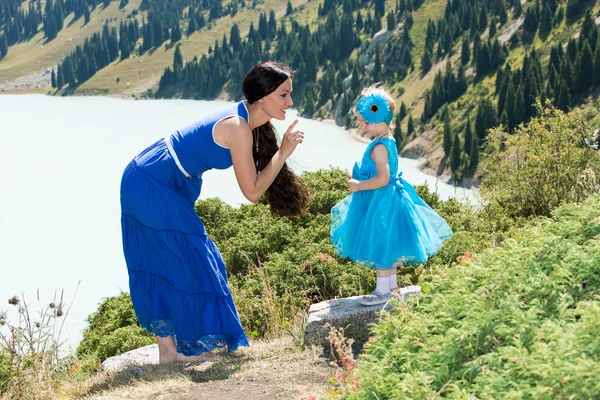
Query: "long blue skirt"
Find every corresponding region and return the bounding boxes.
[120,140,248,356]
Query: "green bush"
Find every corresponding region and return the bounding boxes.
[481,103,600,219]
[77,292,154,361]
[337,195,600,399]
[77,168,521,347]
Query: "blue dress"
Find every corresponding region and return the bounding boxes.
[120,102,250,356]
[330,138,453,269]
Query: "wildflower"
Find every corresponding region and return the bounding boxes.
[456,249,476,264]
[8,296,20,305]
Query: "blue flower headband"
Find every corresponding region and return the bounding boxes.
[355,93,393,125]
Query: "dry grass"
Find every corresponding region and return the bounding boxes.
[79,0,314,95]
[76,336,331,400]
[0,0,142,82]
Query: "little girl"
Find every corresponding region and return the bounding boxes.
[330,86,453,306]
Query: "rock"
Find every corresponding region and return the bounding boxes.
[101,344,159,372]
[304,286,421,346]
[370,29,392,51]
[400,141,427,159]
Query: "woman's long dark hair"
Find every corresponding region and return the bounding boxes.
[242,62,309,217]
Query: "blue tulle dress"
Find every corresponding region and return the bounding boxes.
[330,137,453,269]
[120,102,250,356]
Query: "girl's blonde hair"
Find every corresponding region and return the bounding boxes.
[356,84,397,128]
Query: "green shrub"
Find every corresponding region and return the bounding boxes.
[77,292,154,362]
[336,195,600,399]
[481,103,600,219]
[77,169,520,345]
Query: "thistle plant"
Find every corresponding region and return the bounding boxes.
[0,285,78,398]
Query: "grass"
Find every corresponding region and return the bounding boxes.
[80,0,314,96]
[80,336,331,400]
[0,0,142,82]
[334,194,600,399]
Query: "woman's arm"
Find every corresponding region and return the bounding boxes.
[347,144,390,193]
[217,118,303,202]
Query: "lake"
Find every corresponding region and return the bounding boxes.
[0,94,474,350]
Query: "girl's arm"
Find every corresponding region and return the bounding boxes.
[220,118,302,202]
[348,144,390,193]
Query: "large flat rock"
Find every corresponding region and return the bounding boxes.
[101,344,158,372]
[304,286,421,346]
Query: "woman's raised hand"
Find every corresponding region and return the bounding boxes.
[280,119,304,157]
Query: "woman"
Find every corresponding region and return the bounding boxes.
[120,62,309,363]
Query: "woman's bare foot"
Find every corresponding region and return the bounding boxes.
[156,335,178,364]
[176,351,214,363]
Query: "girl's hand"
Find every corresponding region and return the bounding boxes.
[347,178,361,193]
[279,119,304,158]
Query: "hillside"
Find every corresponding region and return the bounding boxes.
[1,0,600,182]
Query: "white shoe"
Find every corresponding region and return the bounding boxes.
[359,291,392,306]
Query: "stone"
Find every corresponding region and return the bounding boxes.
[100,344,159,372]
[304,286,421,346]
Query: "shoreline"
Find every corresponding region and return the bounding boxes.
[0,89,477,191]
[312,116,480,191]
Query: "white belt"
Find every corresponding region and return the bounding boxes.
[164,136,192,178]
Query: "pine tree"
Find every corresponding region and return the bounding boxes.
[476,41,490,78]
[387,12,395,31]
[230,24,241,51]
[464,118,473,156]
[399,102,407,121]
[566,0,579,19]
[393,115,404,152]
[450,131,462,173]
[407,114,415,136]
[51,69,56,88]
[0,34,7,59]
[286,0,293,15]
[479,7,488,31]
[173,44,183,73]
[475,98,496,140]
[373,44,382,82]
[356,11,364,32]
[375,0,386,17]
[489,16,497,37]
[523,7,538,34]
[556,79,570,112]
[443,119,452,157]
[170,22,182,43]
[421,48,432,73]
[594,43,600,88]
[351,63,360,93]
[461,36,470,65]
[514,0,523,17]
[539,4,552,35]
[468,137,479,174]
[575,41,594,94]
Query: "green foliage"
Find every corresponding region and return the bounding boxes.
[74,166,523,357]
[201,169,375,337]
[337,194,600,399]
[77,292,154,362]
[481,103,600,219]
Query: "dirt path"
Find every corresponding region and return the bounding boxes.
[82,337,332,400]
